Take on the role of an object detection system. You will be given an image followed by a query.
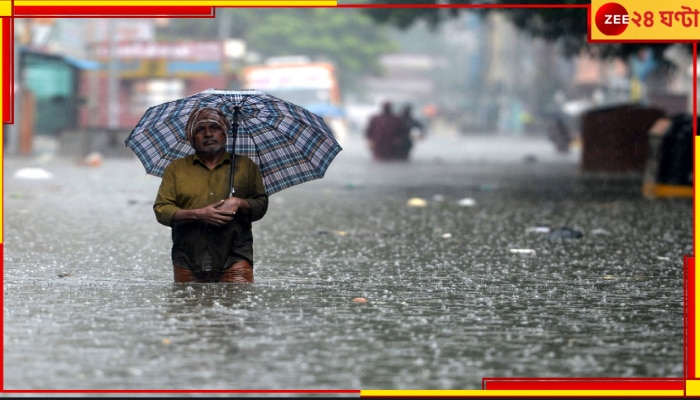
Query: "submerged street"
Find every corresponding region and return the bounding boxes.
[3,132,691,392]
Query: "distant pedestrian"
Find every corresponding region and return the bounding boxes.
[547,115,572,153]
[365,101,410,161]
[401,104,426,140]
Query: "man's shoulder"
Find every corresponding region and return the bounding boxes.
[234,155,262,172]
[165,154,196,171]
[234,154,254,162]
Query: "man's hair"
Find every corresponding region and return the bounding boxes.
[185,107,230,145]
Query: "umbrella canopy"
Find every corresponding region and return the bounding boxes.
[124,89,342,195]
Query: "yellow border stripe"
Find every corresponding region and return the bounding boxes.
[361,390,685,397]
[689,380,700,396]
[15,0,337,5]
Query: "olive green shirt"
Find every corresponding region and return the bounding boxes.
[153,152,268,272]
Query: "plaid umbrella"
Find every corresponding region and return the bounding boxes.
[124,89,342,195]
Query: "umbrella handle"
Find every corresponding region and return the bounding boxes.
[229,106,240,197]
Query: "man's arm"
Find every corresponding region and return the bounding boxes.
[171,201,236,227]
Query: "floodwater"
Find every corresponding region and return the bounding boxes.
[4,132,691,393]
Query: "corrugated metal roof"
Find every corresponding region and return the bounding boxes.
[62,55,101,70]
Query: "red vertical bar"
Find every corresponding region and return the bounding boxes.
[3,17,13,124]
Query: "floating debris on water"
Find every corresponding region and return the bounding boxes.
[352,297,368,303]
[83,152,104,167]
[441,233,452,239]
[525,226,550,234]
[457,198,476,207]
[14,168,53,180]
[407,197,428,208]
[548,227,583,240]
[603,275,649,281]
[509,248,536,255]
[345,181,365,190]
[317,230,348,236]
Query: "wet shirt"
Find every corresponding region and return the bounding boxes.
[366,114,407,146]
[153,153,268,272]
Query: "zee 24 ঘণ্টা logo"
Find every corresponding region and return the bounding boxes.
[595,2,631,36]
[595,2,700,38]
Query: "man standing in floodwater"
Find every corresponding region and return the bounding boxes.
[153,107,269,283]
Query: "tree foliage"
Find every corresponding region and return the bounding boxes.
[167,8,399,91]
[361,0,687,65]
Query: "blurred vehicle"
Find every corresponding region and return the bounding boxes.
[240,56,348,144]
[305,102,345,118]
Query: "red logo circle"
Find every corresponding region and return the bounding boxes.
[595,2,629,36]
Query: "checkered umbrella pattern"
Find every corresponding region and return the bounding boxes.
[124,89,342,195]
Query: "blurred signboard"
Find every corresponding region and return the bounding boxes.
[94,41,223,61]
[88,19,154,44]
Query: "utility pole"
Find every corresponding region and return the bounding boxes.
[218,10,232,86]
[87,20,99,128]
[107,18,119,131]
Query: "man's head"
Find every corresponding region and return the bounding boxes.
[381,101,393,115]
[186,107,230,156]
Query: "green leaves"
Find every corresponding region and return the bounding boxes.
[169,8,399,92]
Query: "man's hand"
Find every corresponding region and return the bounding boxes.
[172,198,251,227]
[172,200,234,227]
[196,200,236,226]
[217,197,244,214]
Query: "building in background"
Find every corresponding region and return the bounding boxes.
[10,18,245,156]
[84,39,232,129]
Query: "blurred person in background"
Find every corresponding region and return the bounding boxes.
[547,114,573,153]
[365,101,410,161]
[401,103,427,152]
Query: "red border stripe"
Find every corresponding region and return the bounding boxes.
[0,3,695,396]
[3,17,12,124]
[13,6,215,17]
[482,378,685,391]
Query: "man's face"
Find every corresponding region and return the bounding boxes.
[192,121,227,156]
